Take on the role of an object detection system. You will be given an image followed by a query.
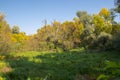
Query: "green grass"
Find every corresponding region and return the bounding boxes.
[0,49,120,80]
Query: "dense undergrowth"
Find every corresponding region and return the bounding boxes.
[0,48,120,80]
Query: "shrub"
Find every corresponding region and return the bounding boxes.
[96,32,113,51]
[113,31,120,51]
[80,26,96,50]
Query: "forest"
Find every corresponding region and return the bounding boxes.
[0,0,120,80]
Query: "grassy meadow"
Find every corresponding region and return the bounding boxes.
[0,48,120,80]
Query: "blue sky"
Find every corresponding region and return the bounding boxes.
[0,0,115,34]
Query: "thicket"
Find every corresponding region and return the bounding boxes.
[0,7,120,54]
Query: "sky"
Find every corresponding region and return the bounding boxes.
[0,0,115,35]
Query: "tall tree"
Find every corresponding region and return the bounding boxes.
[76,11,92,27]
[99,8,110,20]
[115,0,120,13]
[93,8,112,35]
[0,13,12,54]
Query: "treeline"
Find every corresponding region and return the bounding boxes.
[0,7,120,54]
[0,15,28,53]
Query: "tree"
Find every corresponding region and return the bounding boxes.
[113,31,120,51]
[93,14,106,35]
[12,25,20,34]
[115,0,120,5]
[80,26,96,50]
[0,13,5,21]
[110,8,117,21]
[96,32,113,51]
[11,32,28,52]
[76,11,92,27]
[114,0,120,13]
[99,8,110,20]
[112,24,120,34]
[0,14,12,54]
[93,13,112,35]
[25,35,39,51]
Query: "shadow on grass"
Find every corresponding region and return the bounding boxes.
[4,50,120,80]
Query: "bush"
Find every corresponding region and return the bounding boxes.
[97,32,113,51]
[80,26,96,50]
[113,31,120,51]
[88,32,113,51]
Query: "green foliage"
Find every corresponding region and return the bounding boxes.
[35,21,84,51]
[80,26,96,50]
[0,49,120,80]
[0,7,119,53]
[12,26,20,34]
[112,24,120,34]
[0,1,120,80]
[76,11,92,27]
[97,61,120,80]
[96,32,113,51]
[80,8,115,51]
[0,14,12,54]
[97,74,109,80]
[114,0,120,13]
[93,14,112,35]
[113,31,120,51]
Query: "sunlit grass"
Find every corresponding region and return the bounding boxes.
[0,49,120,80]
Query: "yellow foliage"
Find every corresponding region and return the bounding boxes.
[0,62,6,69]
[0,56,5,60]
[53,21,61,26]
[99,8,110,18]
[0,77,4,80]
[93,14,105,31]
[78,23,84,34]
[11,33,28,43]
[93,14,112,34]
